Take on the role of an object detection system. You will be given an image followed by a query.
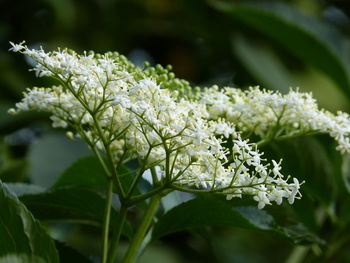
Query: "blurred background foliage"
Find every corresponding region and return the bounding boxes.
[1,0,350,262]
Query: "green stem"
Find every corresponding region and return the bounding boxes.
[91,145,113,178]
[93,115,126,199]
[123,195,162,263]
[285,246,309,263]
[108,205,128,263]
[102,178,114,263]
[127,185,166,206]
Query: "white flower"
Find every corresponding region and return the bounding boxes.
[9,41,26,52]
[269,188,286,205]
[272,160,283,177]
[253,192,270,209]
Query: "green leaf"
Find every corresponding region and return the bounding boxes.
[52,155,134,193]
[273,137,336,205]
[153,195,322,245]
[263,137,337,229]
[51,155,108,190]
[211,1,350,99]
[52,155,146,208]
[0,254,45,263]
[0,181,59,263]
[341,154,350,195]
[20,186,133,239]
[0,159,28,183]
[55,241,93,263]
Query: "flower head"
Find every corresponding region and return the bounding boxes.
[9,42,305,209]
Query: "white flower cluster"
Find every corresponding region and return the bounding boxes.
[200,86,350,153]
[9,42,303,209]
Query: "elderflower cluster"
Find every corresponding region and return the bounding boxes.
[9,42,304,209]
[200,86,350,153]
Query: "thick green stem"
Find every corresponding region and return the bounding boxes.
[123,195,162,263]
[102,178,114,263]
[108,205,128,263]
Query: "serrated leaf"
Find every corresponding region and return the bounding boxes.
[153,195,322,245]
[0,181,59,263]
[211,1,350,99]
[19,186,133,239]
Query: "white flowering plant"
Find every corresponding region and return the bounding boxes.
[3,41,350,263]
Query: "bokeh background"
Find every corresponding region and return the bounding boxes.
[1,0,350,262]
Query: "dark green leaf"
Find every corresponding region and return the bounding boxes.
[341,154,350,195]
[273,137,336,205]
[52,155,134,193]
[153,195,322,244]
[0,181,59,263]
[20,186,133,239]
[211,1,350,99]
[52,155,146,208]
[55,241,93,263]
[0,159,28,183]
[51,155,108,190]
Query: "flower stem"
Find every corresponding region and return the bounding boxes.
[123,194,161,263]
[108,205,128,263]
[102,178,114,263]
